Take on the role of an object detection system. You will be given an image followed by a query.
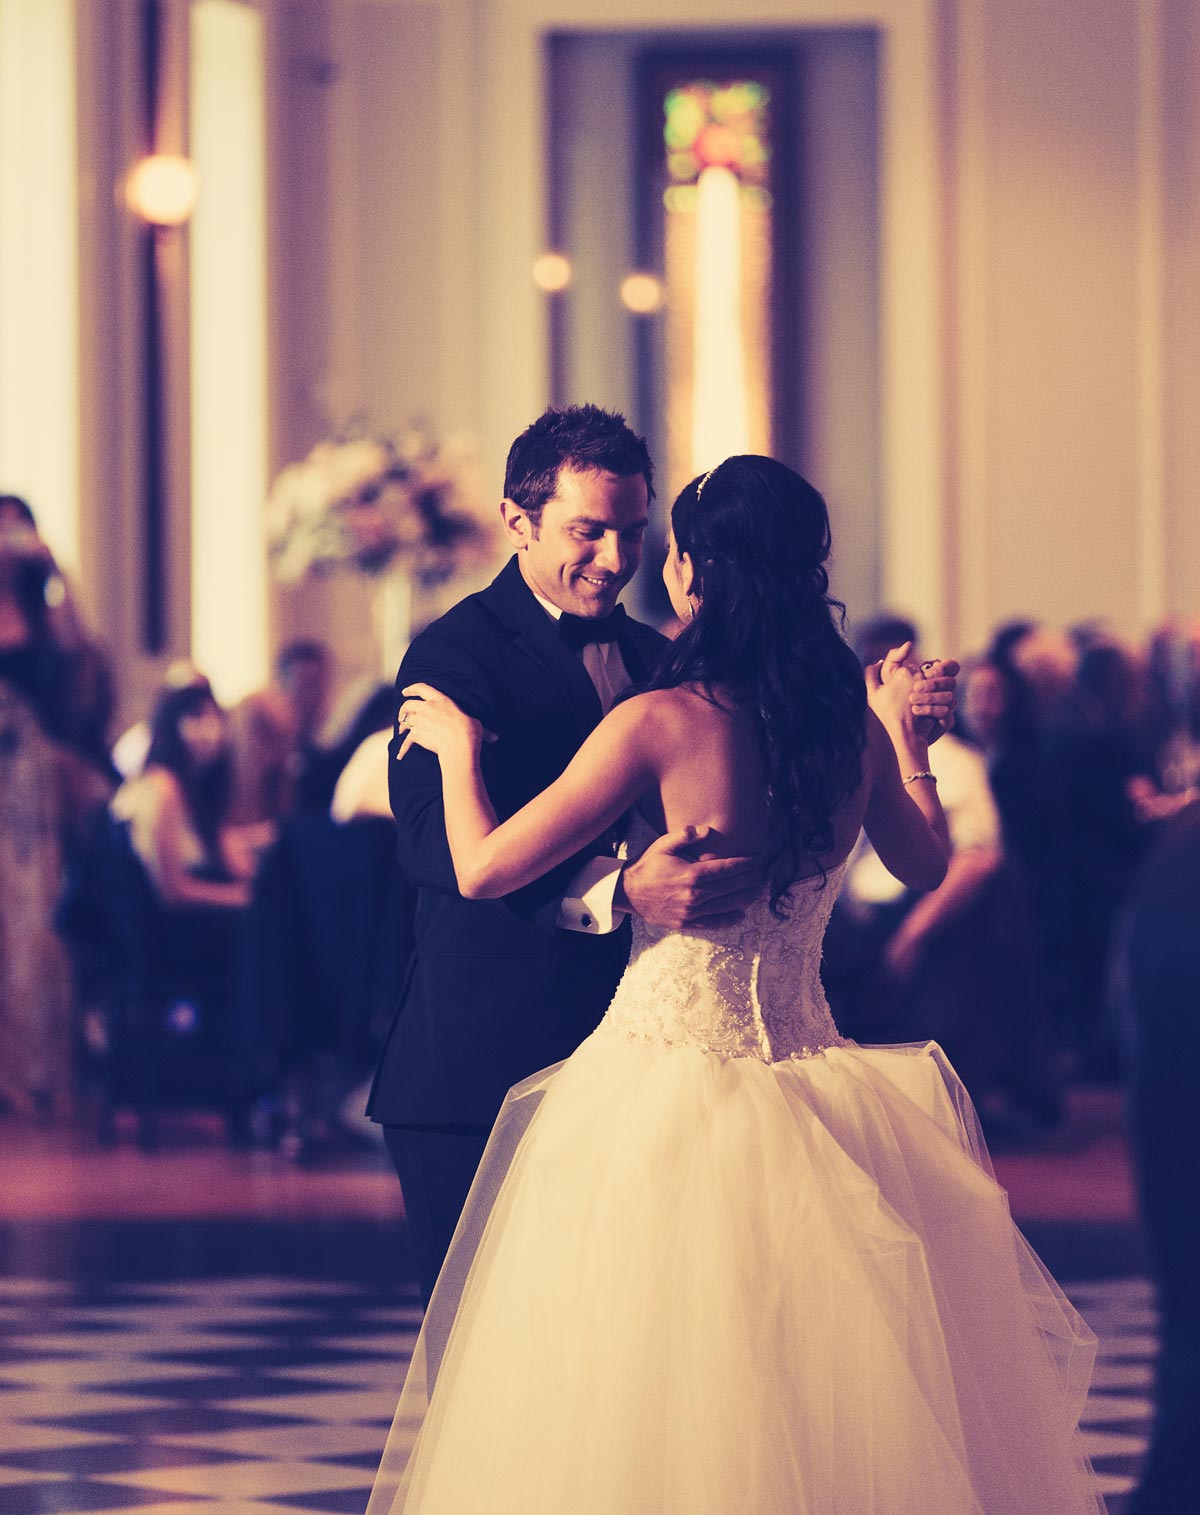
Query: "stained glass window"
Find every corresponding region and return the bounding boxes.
[660,77,775,495]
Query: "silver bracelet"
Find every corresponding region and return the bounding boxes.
[903,770,936,785]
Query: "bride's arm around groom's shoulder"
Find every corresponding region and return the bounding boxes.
[398,685,676,901]
[387,611,499,898]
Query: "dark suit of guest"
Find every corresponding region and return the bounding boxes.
[366,555,667,1303]
[1120,803,1200,1515]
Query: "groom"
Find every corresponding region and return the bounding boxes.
[367,405,763,1303]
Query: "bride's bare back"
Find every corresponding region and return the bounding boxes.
[633,685,871,876]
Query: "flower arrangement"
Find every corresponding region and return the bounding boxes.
[267,428,493,586]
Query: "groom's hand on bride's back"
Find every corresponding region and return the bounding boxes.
[617,825,761,929]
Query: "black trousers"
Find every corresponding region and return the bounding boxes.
[1117,809,1200,1514]
[1125,940,1200,1514]
[383,1123,491,1309]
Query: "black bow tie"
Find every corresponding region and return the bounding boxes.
[557,604,628,650]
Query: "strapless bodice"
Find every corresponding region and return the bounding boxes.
[596,812,847,1064]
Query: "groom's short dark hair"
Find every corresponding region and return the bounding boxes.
[503,405,654,525]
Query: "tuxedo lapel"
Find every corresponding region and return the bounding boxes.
[481,557,603,736]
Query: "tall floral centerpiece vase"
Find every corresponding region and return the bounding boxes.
[266,429,492,678]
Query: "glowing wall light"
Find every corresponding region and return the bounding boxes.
[125,153,199,227]
[189,0,269,703]
[533,252,573,292]
[620,272,665,315]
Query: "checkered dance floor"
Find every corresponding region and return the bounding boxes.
[0,1273,1151,1514]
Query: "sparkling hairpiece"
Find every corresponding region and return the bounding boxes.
[696,465,718,501]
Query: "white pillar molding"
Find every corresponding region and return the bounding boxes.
[949,0,990,651]
[189,0,270,703]
[433,0,486,437]
[0,0,80,574]
[474,0,551,492]
[1134,0,1168,631]
[321,0,364,432]
[875,0,950,648]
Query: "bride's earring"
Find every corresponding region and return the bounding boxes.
[685,594,699,622]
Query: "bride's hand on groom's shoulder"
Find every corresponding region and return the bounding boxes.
[618,825,763,930]
[395,682,498,763]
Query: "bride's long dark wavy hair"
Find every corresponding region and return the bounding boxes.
[644,456,867,913]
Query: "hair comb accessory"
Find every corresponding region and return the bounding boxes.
[696,465,719,501]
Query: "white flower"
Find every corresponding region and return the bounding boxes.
[266,428,495,584]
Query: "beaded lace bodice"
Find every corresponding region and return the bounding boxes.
[598,812,847,1064]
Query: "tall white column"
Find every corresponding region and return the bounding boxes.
[189,0,269,703]
[0,0,79,572]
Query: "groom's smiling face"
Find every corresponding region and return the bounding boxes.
[504,466,649,619]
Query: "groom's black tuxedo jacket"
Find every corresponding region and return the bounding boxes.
[366,555,668,1128]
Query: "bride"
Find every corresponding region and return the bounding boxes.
[369,456,1102,1514]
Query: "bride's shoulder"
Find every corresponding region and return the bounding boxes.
[613,685,713,730]
[607,687,744,766]
[597,688,707,759]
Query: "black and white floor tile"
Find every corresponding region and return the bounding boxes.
[0,1273,1153,1514]
[1069,1276,1158,1511]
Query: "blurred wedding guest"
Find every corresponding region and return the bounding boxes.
[1001,622,1078,724]
[227,686,297,835]
[111,684,252,910]
[108,684,266,1131]
[274,640,335,809]
[0,493,96,743]
[330,727,391,822]
[1136,622,1183,781]
[0,681,111,1116]
[1116,803,1200,1514]
[296,667,393,815]
[987,618,1037,670]
[0,494,114,1116]
[1147,620,1200,812]
[826,616,1053,1118]
[62,640,121,786]
[959,655,1053,902]
[111,662,212,780]
[1043,640,1151,1068]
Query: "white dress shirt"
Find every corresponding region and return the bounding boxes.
[530,589,631,936]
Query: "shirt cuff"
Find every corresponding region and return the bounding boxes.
[557,855,627,935]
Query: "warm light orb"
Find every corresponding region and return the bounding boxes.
[532,252,572,293]
[125,154,199,227]
[620,272,666,315]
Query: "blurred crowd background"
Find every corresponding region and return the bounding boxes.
[3,482,1197,1160]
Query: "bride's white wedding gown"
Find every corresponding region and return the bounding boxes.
[368,814,1103,1514]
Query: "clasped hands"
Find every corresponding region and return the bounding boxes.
[867,642,959,742]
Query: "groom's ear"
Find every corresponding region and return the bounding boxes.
[500,496,535,549]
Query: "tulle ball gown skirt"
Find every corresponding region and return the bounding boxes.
[368,1034,1103,1514]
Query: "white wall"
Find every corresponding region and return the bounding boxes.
[58,0,1200,724]
[267,0,450,687]
[950,0,1150,645]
